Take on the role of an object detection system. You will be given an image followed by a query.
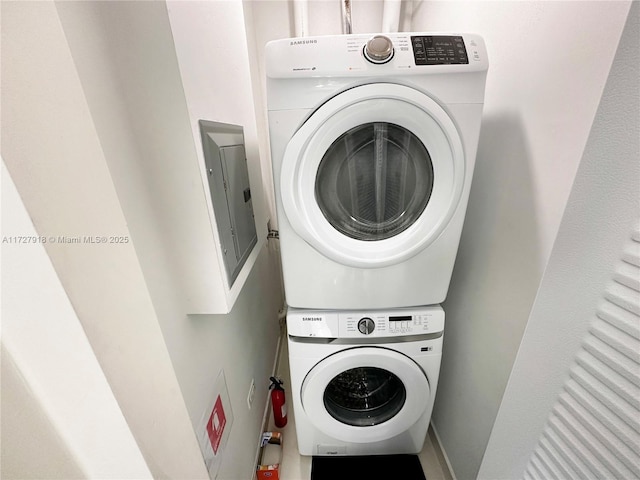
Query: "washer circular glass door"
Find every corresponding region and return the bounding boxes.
[301,347,430,443]
[280,83,465,268]
[323,366,407,426]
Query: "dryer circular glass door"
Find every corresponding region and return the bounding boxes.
[300,347,430,443]
[280,83,465,268]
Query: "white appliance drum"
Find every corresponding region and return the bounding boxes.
[280,83,465,269]
[300,347,431,443]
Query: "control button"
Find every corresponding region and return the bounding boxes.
[364,35,394,64]
[357,317,375,335]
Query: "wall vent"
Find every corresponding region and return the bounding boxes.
[523,223,640,480]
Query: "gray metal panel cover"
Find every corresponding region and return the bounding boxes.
[199,120,257,286]
[220,145,257,267]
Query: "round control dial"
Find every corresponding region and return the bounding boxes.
[358,317,375,335]
[364,35,394,64]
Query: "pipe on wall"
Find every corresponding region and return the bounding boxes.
[293,0,309,37]
[382,0,402,33]
[341,0,352,34]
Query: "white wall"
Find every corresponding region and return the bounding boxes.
[166,0,271,311]
[55,2,284,479]
[2,2,206,478]
[1,349,86,479]
[1,162,151,479]
[410,3,632,479]
[1,1,208,477]
[2,1,283,479]
[244,2,631,479]
[478,4,639,476]
[55,0,260,315]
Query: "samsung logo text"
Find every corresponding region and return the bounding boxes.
[290,40,318,46]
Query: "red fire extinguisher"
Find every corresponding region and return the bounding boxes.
[269,376,287,428]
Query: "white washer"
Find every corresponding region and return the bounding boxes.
[287,305,444,456]
[266,33,488,309]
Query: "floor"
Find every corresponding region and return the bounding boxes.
[265,334,454,480]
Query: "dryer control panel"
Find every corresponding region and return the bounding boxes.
[265,32,488,79]
[287,305,444,338]
[410,35,469,65]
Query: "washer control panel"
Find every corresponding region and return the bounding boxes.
[287,305,445,338]
[357,317,376,335]
[343,311,440,337]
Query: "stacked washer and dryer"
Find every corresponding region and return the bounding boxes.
[266,33,488,456]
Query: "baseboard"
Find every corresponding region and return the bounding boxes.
[430,422,456,480]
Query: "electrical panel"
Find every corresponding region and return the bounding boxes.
[199,120,257,286]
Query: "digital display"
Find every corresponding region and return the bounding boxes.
[389,315,412,322]
[411,35,469,65]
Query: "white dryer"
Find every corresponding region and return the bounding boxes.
[266,33,488,309]
[287,305,444,456]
